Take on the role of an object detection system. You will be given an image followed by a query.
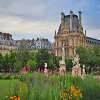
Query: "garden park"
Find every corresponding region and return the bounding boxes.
[0,46,100,100]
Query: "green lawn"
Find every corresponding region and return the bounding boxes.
[0,79,19,99]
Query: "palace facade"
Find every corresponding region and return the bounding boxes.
[53,11,100,58]
[0,32,16,54]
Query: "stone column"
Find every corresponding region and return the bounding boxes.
[56,41,58,56]
[62,43,65,64]
[59,43,66,75]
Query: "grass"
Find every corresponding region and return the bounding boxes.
[0,79,19,99]
[0,73,100,100]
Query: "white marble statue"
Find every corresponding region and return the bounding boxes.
[82,64,86,78]
[72,54,81,77]
[72,54,80,66]
[44,63,47,68]
[44,63,48,75]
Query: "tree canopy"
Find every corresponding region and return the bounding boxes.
[0,49,60,72]
[76,46,100,73]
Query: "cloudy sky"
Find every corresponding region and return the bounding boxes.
[0,0,100,42]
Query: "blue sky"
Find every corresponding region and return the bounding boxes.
[0,0,100,42]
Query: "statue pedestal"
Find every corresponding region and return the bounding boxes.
[44,68,48,76]
[72,66,81,77]
[59,60,66,75]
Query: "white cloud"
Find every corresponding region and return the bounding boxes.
[0,15,59,41]
[0,0,99,42]
[0,0,59,42]
[0,0,49,21]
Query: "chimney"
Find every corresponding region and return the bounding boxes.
[54,30,57,38]
[70,10,73,32]
[61,12,65,24]
[85,30,86,36]
[79,11,82,25]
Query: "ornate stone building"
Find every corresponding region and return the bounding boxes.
[34,38,52,50]
[54,11,86,58]
[86,36,100,47]
[0,32,16,54]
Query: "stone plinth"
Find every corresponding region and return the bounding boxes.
[44,68,48,75]
[59,60,66,75]
[21,66,30,74]
[72,66,81,77]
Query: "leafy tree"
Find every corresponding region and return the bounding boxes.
[3,54,11,71]
[8,52,17,71]
[0,53,16,72]
[14,60,23,72]
[76,46,100,73]
[48,55,59,70]
[15,51,30,70]
[93,46,100,56]
[0,53,3,71]
[27,59,37,70]
[36,49,50,67]
[92,46,100,66]
[35,49,60,70]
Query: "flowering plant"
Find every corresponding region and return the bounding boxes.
[60,85,82,100]
[5,96,20,100]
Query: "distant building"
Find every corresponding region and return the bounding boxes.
[53,11,100,58]
[86,37,100,47]
[0,32,16,54]
[33,38,52,50]
[15,39,32,50]
[15,38,52,51]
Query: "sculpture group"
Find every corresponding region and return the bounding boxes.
[42,44,86,78]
